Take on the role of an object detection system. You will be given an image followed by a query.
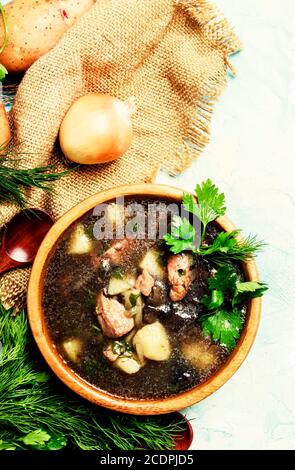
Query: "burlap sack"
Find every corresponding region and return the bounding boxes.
[0,0,240,309]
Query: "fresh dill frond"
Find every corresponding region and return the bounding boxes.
[0,142,71,208]
[200,231,266,264]
[0,304,185,450]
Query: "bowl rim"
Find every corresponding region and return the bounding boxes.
[27,183,262,415]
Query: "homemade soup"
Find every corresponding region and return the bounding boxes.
[43,197,246,399]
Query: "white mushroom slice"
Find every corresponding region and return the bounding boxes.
[67,224,93,255]
[133,322,171,362]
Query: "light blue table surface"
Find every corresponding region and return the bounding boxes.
[157,0,295,450]
[2,0,294,451]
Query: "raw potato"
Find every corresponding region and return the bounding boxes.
[181,339,219,371]
[108,275,136,296]
[68,224,93,255]
[0,102,10,146]
[133,322,171,362]
[139,249,165,278]
[0,0,95,73]
[63,338,82,362]
[114,355,142,375]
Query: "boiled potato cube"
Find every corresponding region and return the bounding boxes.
[133,322,171,362]
[68,224,93,255]
[63,338,82,362]
[139,249,165,278]
[114,355,142,374]
[108,275,136,296]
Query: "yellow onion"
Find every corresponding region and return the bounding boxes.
[59,93,134,165]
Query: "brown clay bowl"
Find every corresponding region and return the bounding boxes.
[27,184,262,415]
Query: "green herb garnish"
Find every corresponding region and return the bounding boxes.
[183,179,226,241]
[200,308,244,352]
[0,303,186,450]
[199,230,266,264]
[200,265,268,350]
[233,281,268,306]
[164,179,265,263]
[84,225,95,240]
[112,340,132,357]
[129,292,140,307]
[18,429,51,447]
[164,215,196,254]
[163,179,268,351]
[111,266,124,279]
[0,3,8,82]
[0,144,71,208]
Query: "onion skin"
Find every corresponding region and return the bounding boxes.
[0,101,11,147]
[59,94,133,165]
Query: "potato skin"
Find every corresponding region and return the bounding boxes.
[0,0,95,73]
[0,102,11,146]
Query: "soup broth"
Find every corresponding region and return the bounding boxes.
[43,197,247,399]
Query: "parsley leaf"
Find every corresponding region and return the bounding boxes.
[233,281,268,306]
[195,179,226,240]
[182,193,199,216]
[200,266,268,350]
[0,440,16,450]
[201,265,238,310]
[18,429,51,447]
[200,308,244,351]
[208,264,238,292]
[164,180,266,268]
[202,290,224,310]
[163,215,195,254]
[183,180,226,242]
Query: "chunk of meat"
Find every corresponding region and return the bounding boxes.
[96,292,134,338]
[167,254,195,301]
[103,344,119,362]
[135,269,155,296]
[103,238,135,266]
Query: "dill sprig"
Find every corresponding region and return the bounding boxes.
[0,304,185,450]
[0,142,70,208]
[199,230,266,264]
